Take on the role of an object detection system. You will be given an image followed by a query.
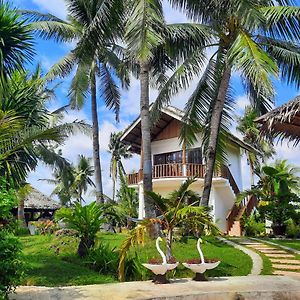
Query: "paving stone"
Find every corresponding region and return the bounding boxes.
[250,247,278,251]
[273,264,300,270]
[258,249,288,254]
[270,259,300,265]
[274,270,300,277]
[265,253,295,258]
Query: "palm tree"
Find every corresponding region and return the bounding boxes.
[154,0,300,206]
[124,0,211,218]
[0,67,90,187]
[237,106,275,185]
[16,183,32,226]
[108,131,132,201]
[71,155,95,204]
[0,1,33,87]
[23,0,127,203]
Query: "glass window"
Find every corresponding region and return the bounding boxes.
[186,148,202,164]
[154,151,182,165]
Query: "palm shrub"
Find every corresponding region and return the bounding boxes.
[0,177,23,299]
[55,201,104,257]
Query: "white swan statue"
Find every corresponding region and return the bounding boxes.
[182,238,220,280]
[142,237,178,277]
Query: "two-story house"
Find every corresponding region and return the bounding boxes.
[121,106,257,236]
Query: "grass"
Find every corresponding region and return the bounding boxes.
[264,239,300,251]
[20,233,252,286]
[228,237,273,275]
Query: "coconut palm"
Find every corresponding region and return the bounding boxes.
[237,106,275,185]
[71,155,95,204]
[124,0,212,218]
[154,0,300,206]
[108,131,132,201]
[16,183,32,226]
[22,0,128,203]
[0,67,90,187]
[0,1,33,87]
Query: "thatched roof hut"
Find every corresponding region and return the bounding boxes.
[256,96,300,145]
[23,188,61,211]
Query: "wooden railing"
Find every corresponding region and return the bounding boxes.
[127,163,205,185]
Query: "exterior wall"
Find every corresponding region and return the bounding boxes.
[226,144,243,190]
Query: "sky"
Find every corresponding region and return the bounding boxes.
[15,0,300,201]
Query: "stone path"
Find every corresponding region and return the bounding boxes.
[240,239,300,277]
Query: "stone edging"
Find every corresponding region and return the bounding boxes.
[217,237,263,275]
[250,237,300,256]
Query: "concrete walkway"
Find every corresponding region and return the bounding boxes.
[217,237,263,275]
[240,239,300,277]
[9,276,300,300]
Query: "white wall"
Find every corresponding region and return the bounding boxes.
[225,144,243,190]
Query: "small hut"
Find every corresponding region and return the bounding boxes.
[256,96,300,145]
[12,188,61,223]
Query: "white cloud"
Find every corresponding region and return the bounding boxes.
[31,0,67,19]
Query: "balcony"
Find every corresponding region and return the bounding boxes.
[127,164,239,194]
[127,163,205,185]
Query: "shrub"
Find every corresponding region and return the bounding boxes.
[86,242,119,275]
[243,215,265,236]
[32,220,59,235]
[55,202,104,257]
[124,253,149,281]
[55,229,79,237]
[286,219,300,238]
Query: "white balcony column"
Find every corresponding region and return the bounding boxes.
[138,183,145,219]
[182,143,187,176]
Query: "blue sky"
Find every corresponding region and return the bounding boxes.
[15,0,300,200]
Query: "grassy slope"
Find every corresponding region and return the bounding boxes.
[20,233,252,286]
[266,239,300,251]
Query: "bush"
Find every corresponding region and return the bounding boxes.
[31,220,59,235]
[286,219,300,238]
[124,253,149,281]
[243,215,265,237]
[0,231,23,299]
[86,242,119,275]
[55,229,79,237]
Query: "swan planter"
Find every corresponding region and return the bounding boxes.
[182,238,220,281]
[142,237,178,284]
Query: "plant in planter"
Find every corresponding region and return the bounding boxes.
[146,177,219,260]
[182,238,220,281]
[238,160,300,236]
[142,237,178,284]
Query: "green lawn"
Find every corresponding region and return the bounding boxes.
[20,233,252,286]
[265,239,300,251]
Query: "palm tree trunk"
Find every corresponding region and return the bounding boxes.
[201,65,231,206]
[140,62,155,218]
[166,229,173,260]
[17,198,26,227]
[91,68,104,204]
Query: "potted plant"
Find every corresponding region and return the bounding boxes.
[142,237,178,284]
[182,238,220,281]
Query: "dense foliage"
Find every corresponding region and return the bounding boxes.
[0,178,23,299]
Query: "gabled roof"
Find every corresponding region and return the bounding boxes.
[256,96,300,145]
[24,188,61,210]
[121,105,254,153]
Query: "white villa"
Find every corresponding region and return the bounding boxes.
[121,106,257,236]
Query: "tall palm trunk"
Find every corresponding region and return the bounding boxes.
[166,229,173,260]
[91,68,104,203]
[201,65,231,206]
[139,62,157,222]
[17,199,26,227]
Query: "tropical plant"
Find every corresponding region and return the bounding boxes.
[238,160,300,234]
[146,177,219,259]
[0,67,90,188]
[237,106,275,185]
[23,0,128,203]
[124,0,212,219]
[0,1,33,88]
[154,0,300,206]
[0,177,23,300]
[55,201,104,257]
[242,214,265,237]
[108,131,132,200]
[71,155,95,204]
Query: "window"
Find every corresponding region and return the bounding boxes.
[154,151,182,165]
[186,148,202,164]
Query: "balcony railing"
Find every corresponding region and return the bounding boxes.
[127,163,207,185]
